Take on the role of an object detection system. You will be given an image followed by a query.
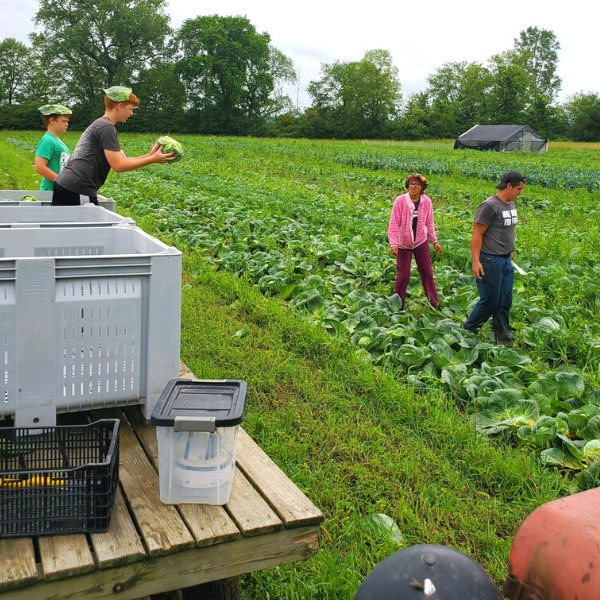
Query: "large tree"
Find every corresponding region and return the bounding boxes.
[0,38,31,105]
[427,61,492,134]
[513,26,561,102]
[34,0,172,103]
[308,49,401,138]
[176,16,292,133]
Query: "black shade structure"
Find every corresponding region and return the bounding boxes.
[454,125,547,152]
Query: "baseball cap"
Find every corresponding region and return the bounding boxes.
[496,170,526,189]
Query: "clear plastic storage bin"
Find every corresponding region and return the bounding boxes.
[151,379,247,505]
[0,204,134,228]
[0,225,181,428]
[0,190,117,213]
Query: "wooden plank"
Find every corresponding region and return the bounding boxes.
[0,525,320,600]
[125,407,241,547]
[38,534,95,581]
[90,488,147,569]
[95,409,195,556]
[0,538,38,591]
[179,361,195,379]
[126,405,281,539]
[235,428,323,528]
[225,469,283,536]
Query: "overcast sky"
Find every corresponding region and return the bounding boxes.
[2,0,597,107]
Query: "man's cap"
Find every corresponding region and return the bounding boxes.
[103,86,133,102]
[496,170,526,189]
[38,104,72,116]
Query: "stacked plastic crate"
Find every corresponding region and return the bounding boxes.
[0,195,182,428]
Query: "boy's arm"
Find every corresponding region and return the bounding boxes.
[34,156,58,181]
[104,148,175,173]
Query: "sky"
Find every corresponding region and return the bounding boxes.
[2,0,598,107]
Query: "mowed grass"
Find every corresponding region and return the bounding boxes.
[0,134,577,598]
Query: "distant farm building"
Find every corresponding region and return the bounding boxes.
[454,125,548,152]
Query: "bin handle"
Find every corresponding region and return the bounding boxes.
[174,416,216,433]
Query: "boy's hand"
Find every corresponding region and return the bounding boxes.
[153,150,176,163]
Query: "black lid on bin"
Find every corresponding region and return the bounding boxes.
[150,379,247,429]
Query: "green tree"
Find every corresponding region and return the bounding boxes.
[176,15,290,133]
[399,92,431,140]
[34,0,172,103]
[487,56,529,124]
[308,49,401,138]
[0,38,31,105]
[427,61,492,135]
[269,46,296,118]
[564,93,600,141]
[513,26,561,102]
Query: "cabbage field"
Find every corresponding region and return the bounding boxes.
[1,132,599,596]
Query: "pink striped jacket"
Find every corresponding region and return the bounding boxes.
[388,193,438,250]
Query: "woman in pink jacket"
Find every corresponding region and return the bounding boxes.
[388,173,442,309]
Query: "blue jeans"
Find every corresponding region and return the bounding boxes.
[464,252,513,346]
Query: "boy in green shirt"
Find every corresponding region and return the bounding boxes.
[35,104,72,191]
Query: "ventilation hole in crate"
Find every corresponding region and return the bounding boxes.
[130,378,134,390]
[122,378,126,391]
[4,350,6,365]
[5,388,9,403]
[62,366,66,378]
[62,384,67,398]
[131,358,135,373]
[122,360,126,373]
[115,324,119,337]
[4,370,7,385]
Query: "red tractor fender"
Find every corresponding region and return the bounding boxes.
[503,487,600,600]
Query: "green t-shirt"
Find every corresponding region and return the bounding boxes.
[35,132,70,191]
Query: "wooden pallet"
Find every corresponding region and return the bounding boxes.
[0,364,323,599]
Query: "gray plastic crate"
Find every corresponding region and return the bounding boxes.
[0,224,181,427]
[0,205,134,228]
[0,190,117,213]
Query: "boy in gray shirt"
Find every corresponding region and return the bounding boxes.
[464,171,525,346]
[53,86,174,205]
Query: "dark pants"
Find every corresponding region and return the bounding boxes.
[394,243,439,309]
[464,252,513,346]
[52,181,98,206]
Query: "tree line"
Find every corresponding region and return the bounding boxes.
[1,0,599,141]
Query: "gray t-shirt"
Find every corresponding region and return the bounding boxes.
[56,117,121,196]
[473,195,517,256]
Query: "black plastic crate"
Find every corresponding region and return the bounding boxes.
[0,419,119,538]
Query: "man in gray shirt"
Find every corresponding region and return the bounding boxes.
[464,171,525,346]
[53,86,174,205]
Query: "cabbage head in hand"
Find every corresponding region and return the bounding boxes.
[157,136,183,163]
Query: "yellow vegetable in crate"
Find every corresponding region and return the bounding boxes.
[1,476,66,487]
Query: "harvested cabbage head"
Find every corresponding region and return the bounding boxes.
[157,136,183,163]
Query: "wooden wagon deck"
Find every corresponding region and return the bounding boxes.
[0,364,323,599]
